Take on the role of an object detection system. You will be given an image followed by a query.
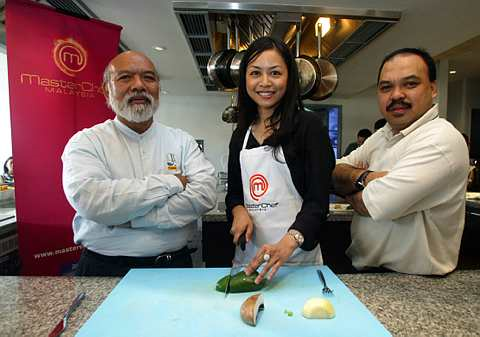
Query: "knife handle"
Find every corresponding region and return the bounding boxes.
[64,292,86,320]
[238,233,246,251]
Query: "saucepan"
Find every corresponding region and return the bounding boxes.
[229,19,245,87]
[294,27,321,100]
[207,21,237,89]
[310,23,338,100]
[222,91,238,123]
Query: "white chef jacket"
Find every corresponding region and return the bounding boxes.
[338,104,469,275]
[62,118,217,256]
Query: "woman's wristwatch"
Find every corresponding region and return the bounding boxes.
[287,229,304,247]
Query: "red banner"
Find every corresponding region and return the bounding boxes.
[6,0,121,275]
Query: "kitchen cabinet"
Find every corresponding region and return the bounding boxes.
[201,219,235,267]
[458,201,480,269]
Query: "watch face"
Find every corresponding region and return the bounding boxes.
[355,180,364,190]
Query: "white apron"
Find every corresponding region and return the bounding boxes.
[233,126,322,266]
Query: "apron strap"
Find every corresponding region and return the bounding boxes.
[242,126,252,150]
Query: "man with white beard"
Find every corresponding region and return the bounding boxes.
[62,51,217,276]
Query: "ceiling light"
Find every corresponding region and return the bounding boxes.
[449,70,457,74]
[315,17,331,37]
[153,46,167,52]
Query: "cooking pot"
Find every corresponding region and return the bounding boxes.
[222,92,238,123]
[229,50,245,87]
[207,23,237,89]
[207,49,237,89]
[294,28,320,100]
[229,21,245,87]
[310,23,338,100]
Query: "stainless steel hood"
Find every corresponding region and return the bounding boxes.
[173,2,401,92]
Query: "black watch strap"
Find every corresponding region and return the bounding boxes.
[354,170,372,191]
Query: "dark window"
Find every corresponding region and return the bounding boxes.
[304,104,342,158]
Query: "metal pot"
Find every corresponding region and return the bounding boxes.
[294,29,321,100]
[207,21,237,89]
[310,24,338,101]
[229,21,245,87]
[207,48,237,89]
[207,50,225,88]
[229,50,245,87]
[222,92,238,123]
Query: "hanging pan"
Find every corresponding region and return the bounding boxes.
[310,22,338,100]
[229,18,245,87]
[207,19,237,89]
[222,91,239,123]
[294,26,321,100]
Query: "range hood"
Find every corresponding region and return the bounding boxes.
[173,2,401,92]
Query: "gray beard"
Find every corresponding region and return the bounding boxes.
[108,88,159,123]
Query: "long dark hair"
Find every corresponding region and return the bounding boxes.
[237,36,303,152]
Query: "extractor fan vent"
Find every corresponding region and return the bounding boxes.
[329,21,394,65]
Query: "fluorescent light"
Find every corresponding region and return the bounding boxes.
[449,70,457,74]
[315,17,331,37]
[153,46,167,52]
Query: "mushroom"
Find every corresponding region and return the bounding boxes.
[302,297,335,319]
[240,293,264,326]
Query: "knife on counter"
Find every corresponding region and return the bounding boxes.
[224,232,246,298]
[48,292,86,337]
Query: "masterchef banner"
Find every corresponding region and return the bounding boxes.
[6,0,121,275]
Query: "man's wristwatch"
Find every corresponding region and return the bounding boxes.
[354,170,372,191]
[287,229,304,247]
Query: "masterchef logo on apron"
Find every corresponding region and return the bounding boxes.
[247,174,278,212]
[249,173,269,201]
[245,202,279,212]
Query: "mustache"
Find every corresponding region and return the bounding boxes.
[387,99,411,111]
[125,91,153,105]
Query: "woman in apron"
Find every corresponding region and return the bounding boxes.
[225,36,335,284]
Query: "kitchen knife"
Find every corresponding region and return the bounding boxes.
[225,232,246,298]
[48,292,86,337]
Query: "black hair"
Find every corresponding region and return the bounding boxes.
[3,156,12,175]
[374,118,387,130]
[357,129,372,138]
[377,48,436,84]
[237,36,302,153]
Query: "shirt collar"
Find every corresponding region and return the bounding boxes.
[399,103,439,136]
[113,116,156,140]
[380,103,439,140]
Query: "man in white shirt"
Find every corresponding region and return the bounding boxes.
[333,48,469,275]
[62,51,217,276]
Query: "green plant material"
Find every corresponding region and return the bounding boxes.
[284,309,293,317]
[215,271,266,293]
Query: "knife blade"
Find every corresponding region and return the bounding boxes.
[225,232,247,298]
[48,292,86,337]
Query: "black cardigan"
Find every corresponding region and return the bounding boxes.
[225,109,335,250]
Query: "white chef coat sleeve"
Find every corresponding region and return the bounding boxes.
[62,133,183,226]
[130,134,217,229]
[362,135,467,221]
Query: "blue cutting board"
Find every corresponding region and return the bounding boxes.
[76,266,391,337]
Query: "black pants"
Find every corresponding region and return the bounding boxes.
[75,247,194,277]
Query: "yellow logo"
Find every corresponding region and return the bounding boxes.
[53,38,88,77]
